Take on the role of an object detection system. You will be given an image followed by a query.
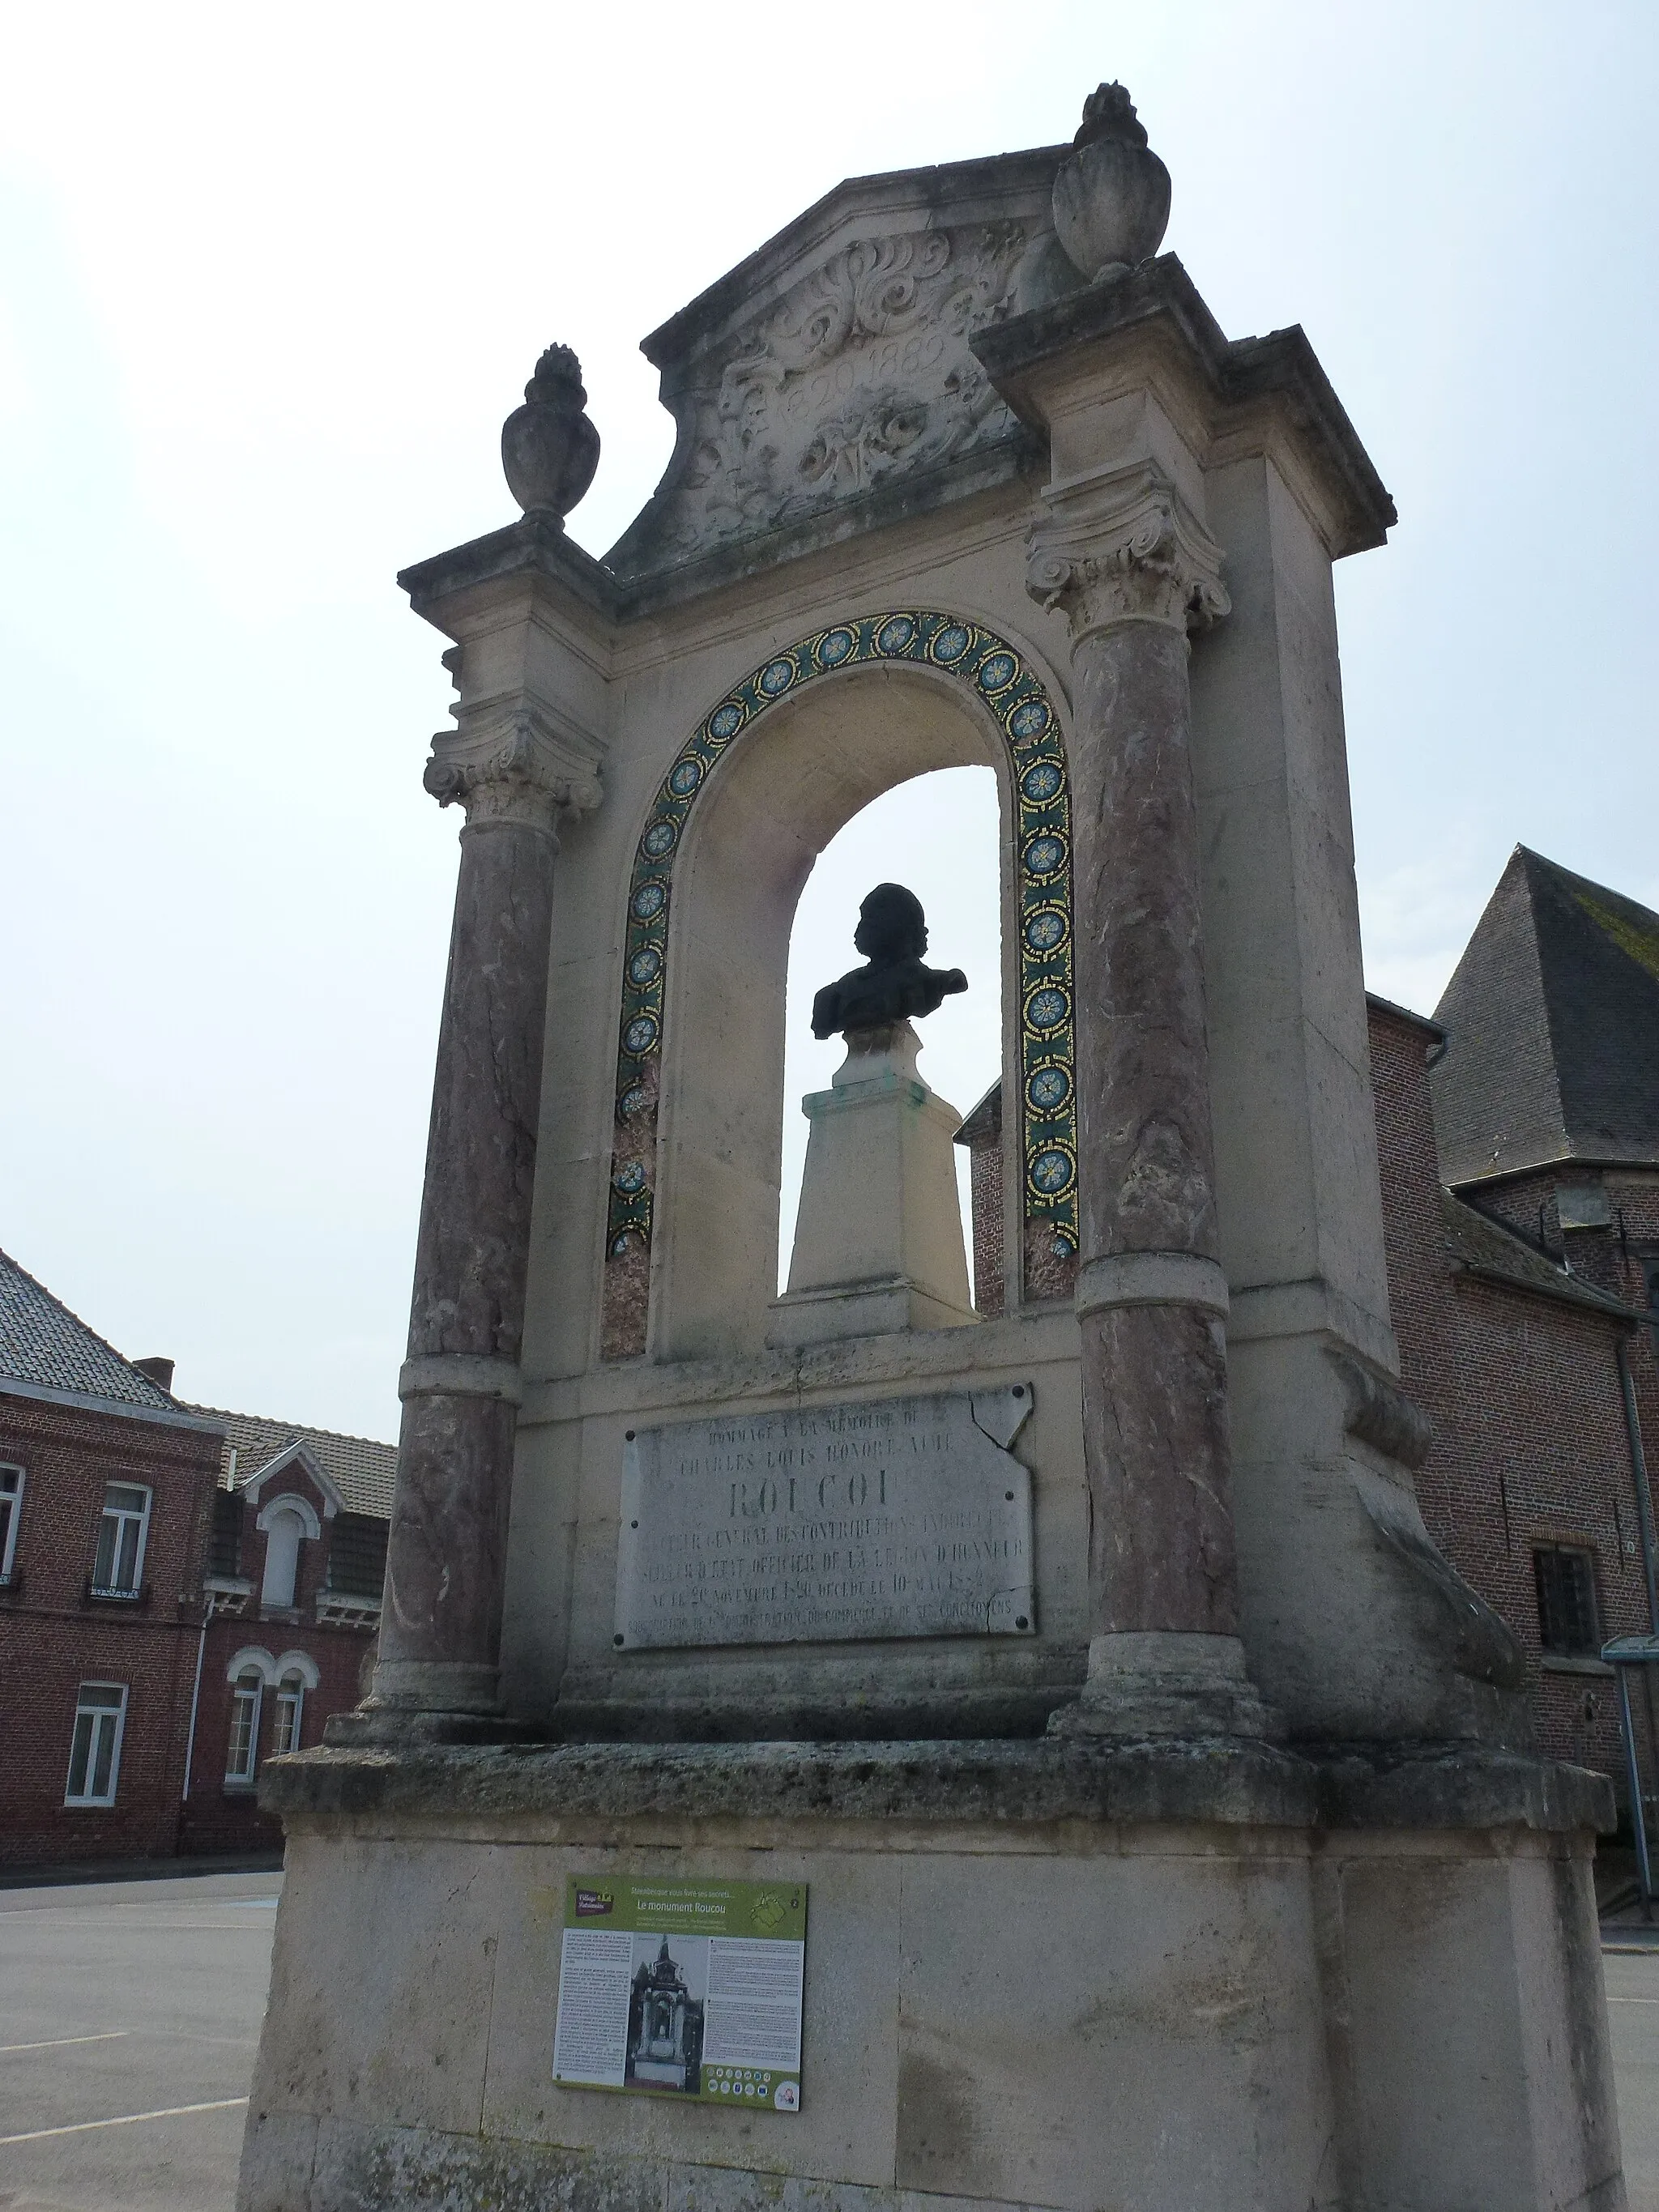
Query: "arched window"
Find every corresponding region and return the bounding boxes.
[272,1670,306,1754]
[260,1509,306,1609]
[226,1669,263,1785]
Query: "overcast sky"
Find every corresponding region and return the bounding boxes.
[2,3,1654,1439]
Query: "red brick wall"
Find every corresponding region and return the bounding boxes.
[176,1616,375,1855]
[1369,1006,1658,1798]
[0,1393,223,1865]
[967,1142,1005,1318]
[0,1393,384,1866]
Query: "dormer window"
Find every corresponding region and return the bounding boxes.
[260,1507,307,1610]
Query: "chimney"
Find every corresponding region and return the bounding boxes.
[133,1356,176,1394]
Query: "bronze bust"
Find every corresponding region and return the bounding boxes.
[810,883,968,1041]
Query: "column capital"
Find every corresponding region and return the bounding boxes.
[1027,464,1229,643]
[423,705,603,833]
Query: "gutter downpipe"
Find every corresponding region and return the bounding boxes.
[1614,1333,1658,1917]
[181,1449,237,1818]
[1617,1336,1659,1633]
[181,1604,208,1805]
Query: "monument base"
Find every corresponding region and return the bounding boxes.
[240,1741,1623,2212]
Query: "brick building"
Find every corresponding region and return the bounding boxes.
[958,846,1659,1818]
[1423,847,1659,1805]
[0,1247,393,1869]
[1371,995,1655,1795]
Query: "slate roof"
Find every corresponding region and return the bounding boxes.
[1439,1192,1639,1320]
[194,1405,397,1521]
[0,1245,181,1412]
[1431,846,1659,1187]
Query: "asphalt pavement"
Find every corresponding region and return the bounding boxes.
[1,1868,1656,2211]
[0,1869,279,2212]
[1609,1941,1659,2212]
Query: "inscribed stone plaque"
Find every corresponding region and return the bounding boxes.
[615,1386,1035,1649]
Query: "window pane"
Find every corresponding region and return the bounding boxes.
[117,1516,143,1590]
[1535,1549,1599,1655]
[82,1685,125,1707]
[104,1483,147,1513]
[93,1515,119,1588]
[90,1712,117,1801]
[274,1686,303,1755]
[0,1467,20,1496]
[208,1490,242,1579]
[228,1677,262,1779]
[67,1710,95,1797]
[327,1514,388,1596]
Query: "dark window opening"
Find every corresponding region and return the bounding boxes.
[1533,1545,1600,1657]
[327,1513,389,1597]
[208,1490,242,1579]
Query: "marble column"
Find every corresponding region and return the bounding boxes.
[1030,466,1267,1737]
[352,715,596,1737]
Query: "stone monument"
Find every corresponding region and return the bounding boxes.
[240,84,1627,2212]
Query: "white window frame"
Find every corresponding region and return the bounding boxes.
[272,1673,306,1754]
[225,1669,264,1787]
[0,1464,23,1584]
[254,1494,321,1613]
[92,1481,152,1597]
[65,1683,128,1807]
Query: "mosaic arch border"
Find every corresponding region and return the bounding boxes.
[599,609,1077,1361]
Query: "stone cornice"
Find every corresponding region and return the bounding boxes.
[639,145,1069,375]
[974,254,1397,561]
[1027,462,1229,638]
[258,1736,1613,1838]
[398,514,620,624]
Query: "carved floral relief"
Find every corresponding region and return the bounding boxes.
[624,224,1035,567]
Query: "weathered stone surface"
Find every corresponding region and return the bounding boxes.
[501,343,600,520]
[1081,1303,1239,1639]
[1067,618,1221,1264]
[772,1026,978,1346]
[1028,491,1253,1731]
[374,799,560,1714]
[974,254,1397,560]
[1050,83,1172,286]
[262,1733,1614,1840]
[610,202,1056,581]
[238,1771,1620,2212]
[262,1735,1319,1833]
[616,1388,1034,1650]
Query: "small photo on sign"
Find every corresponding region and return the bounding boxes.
[552,1877,807,2112]
[626,1933,709,2094]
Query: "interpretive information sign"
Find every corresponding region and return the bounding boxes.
[616,1384,1035,1649]
[552,1876,808,2110]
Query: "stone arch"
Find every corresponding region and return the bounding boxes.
[599,609,1077,1361]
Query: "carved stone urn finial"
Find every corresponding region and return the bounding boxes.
[1051,83,1171,288]
[501,343,600,522]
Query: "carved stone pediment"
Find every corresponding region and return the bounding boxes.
[608,152,1072,578]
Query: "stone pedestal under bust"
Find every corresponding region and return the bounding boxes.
[770,1021,978,1345]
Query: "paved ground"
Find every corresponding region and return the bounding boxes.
[1609,1941,1659,2212]
[0,1869,1656,2211]
[0,1870,279,2212]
